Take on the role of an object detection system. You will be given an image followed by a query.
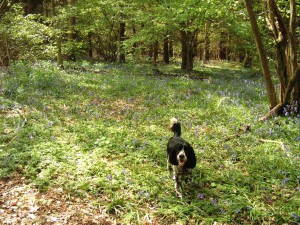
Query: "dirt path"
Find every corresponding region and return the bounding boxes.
[0,174,115,225]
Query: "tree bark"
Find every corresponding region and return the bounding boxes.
[163,34,169,64]
[119,21,126,63]
[169,39,173,58]
[244,0,278,108]
[181,30,195,71]
[203,22,210,64]
[265,0,299,103]
[67,0,76,61]
[153,40,159,65]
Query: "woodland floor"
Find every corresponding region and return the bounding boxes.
[0,174,116,225]
[1,61,299,224]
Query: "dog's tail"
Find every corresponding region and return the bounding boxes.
[170,118,181,137]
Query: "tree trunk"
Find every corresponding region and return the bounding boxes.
[119,22,126,63]
[24,0,34,15]
[43,0,48,17]
[163,34,169,64]
[265,0,299,104]
[169,39,173,58]
[181,30,188,70]
[56,34,63,69]
[119,21,126,63]
[243,51,252,68]
[218,31,227,60]
[153,40,159,65]
[181,30,194,71]
[203,22,210,64]
[67,0,76,61]
[244,0,278,109]
[50,0,63,68]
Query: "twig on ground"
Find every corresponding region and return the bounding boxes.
[258,139,286,150]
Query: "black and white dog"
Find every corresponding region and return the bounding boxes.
[167,118,196,198]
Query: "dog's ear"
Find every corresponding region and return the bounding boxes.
[168,147,179,165]
[184,144,196,168]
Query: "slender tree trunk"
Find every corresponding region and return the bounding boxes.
[243,51,252,68]
[56,35,63,69]
[181,30,188,70]
[203,22,210,64]
[169,39,173,58]
[163,34,169,64]
[50,0,63,68]
[153,40,159,65]
[43,0,48,17]
[88,32,93,59]
[67,0,76,61]
[119,21,126,63]
[244,0,277,108]
[132,26,138,60]
[219,31,227,60]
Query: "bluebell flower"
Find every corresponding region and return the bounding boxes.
[198,193,204,200]
[212,198,218,207]
[220,208,226,214]
[283,178,289,185]
[291,213,300,221]
[107,174,113,181]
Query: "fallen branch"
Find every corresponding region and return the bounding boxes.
[258,139,285,150]
[259,103,283,121]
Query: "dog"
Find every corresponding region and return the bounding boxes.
[167,118,196,198]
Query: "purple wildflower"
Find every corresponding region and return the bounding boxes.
[107,174,113,181]
[212,198,218,207]
[220,208,226,214]
[283,178,289,185]
[198,193,204,200]
[292,213,300,221]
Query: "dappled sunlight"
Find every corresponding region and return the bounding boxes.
[1,61,299,224]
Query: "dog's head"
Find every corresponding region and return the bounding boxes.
[168,142,196,168]
[177,149,187,167]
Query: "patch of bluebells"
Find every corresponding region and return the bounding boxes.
[138,190,150,198]
[291,213,300,222]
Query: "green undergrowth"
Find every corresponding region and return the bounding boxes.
[1,61,299,224]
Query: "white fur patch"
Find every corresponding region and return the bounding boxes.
[170,117,178,125]
[177,149,187,166]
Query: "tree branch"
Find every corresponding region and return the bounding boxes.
[258,139,286,151]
